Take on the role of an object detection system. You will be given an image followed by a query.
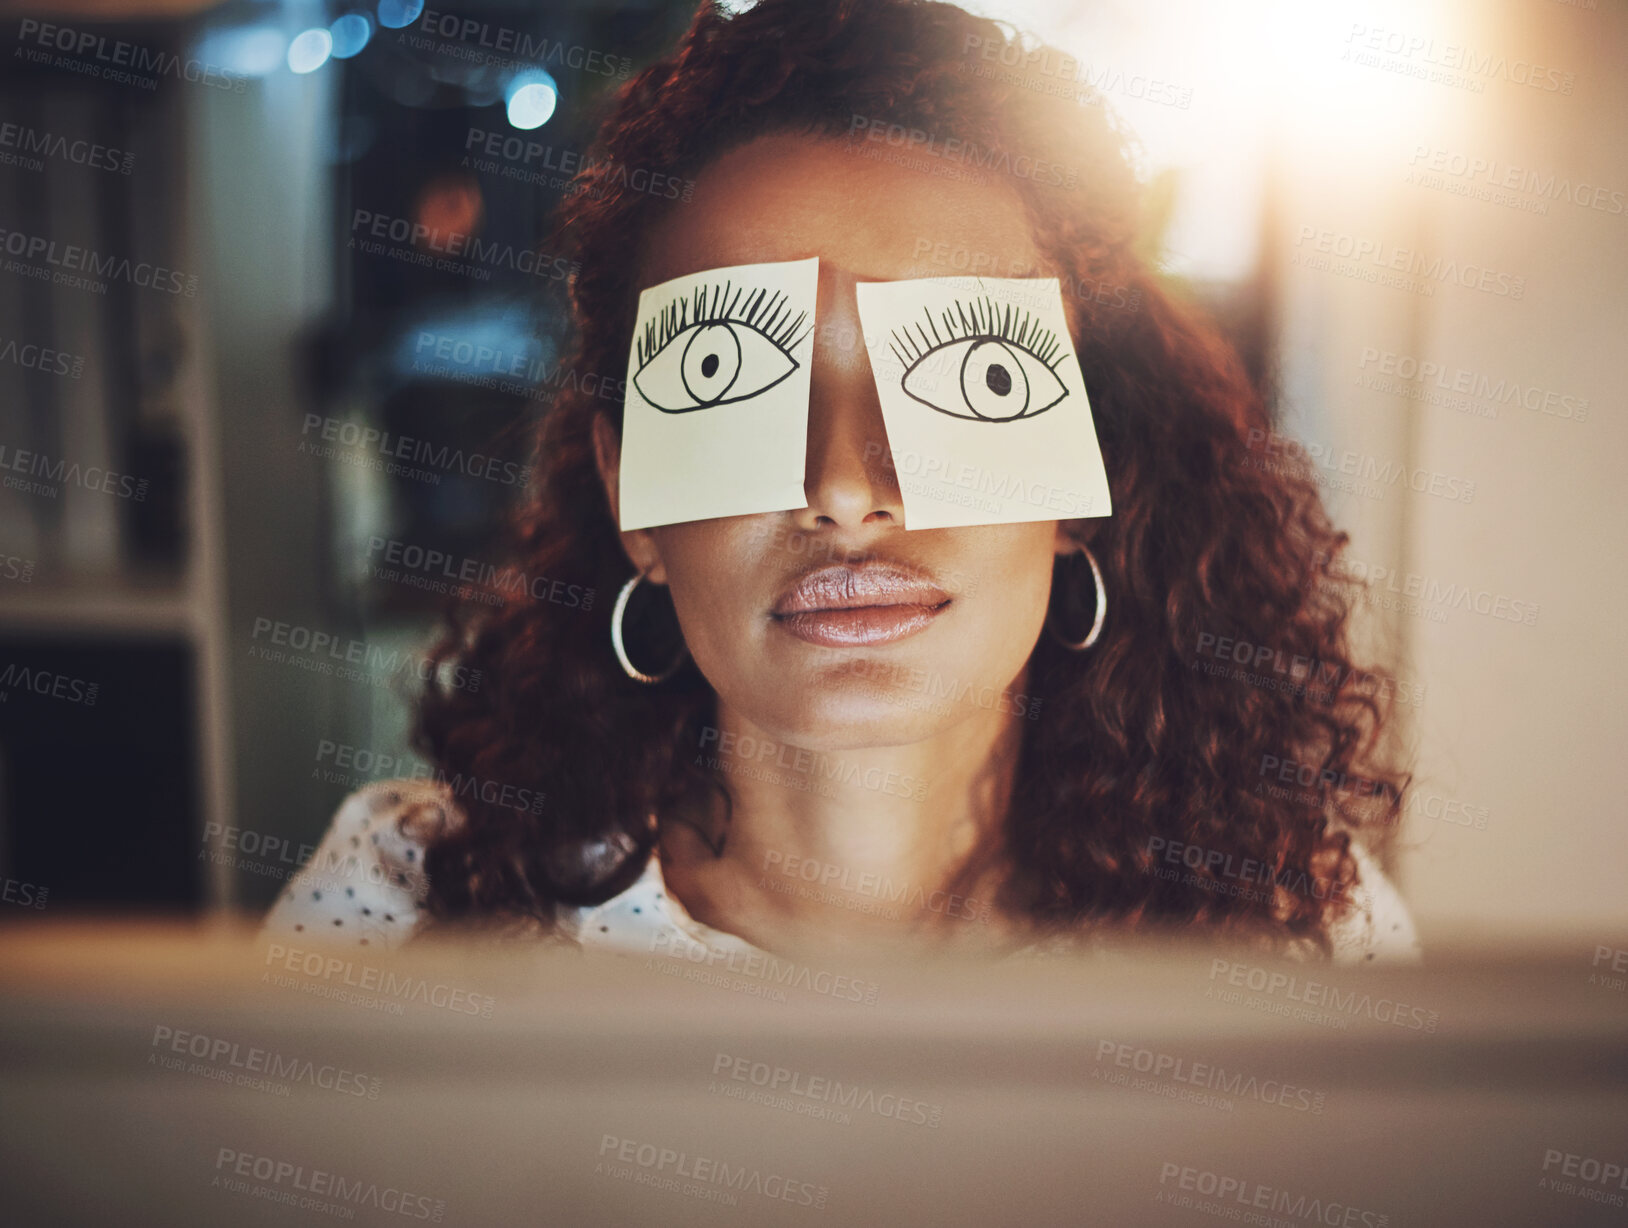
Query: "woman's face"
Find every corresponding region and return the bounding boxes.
[598,133,1077,751]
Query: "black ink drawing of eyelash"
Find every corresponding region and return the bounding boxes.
[636,279,811,367]
[886,294,1065,371]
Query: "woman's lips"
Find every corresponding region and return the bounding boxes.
[770,563,951,647]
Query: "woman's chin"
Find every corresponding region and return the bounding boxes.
[741,676,972,753]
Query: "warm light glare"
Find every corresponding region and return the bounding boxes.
[1261,0,1435,151]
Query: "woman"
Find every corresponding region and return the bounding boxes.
[265,0,1418,965]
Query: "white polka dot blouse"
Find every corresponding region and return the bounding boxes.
[261,779,1423,965]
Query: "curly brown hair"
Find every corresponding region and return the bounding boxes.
[413,0,1407,954]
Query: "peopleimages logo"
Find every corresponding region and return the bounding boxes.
[1093,1039,1327,1114]
[1155,1161,1390,1227]
[1356,346,1588,423]
[1148,835,1359,905]
[760,850,991,923]
[462,127,695,202]
[1539,1148,1628,1209]
[0,335,84,378]
[710,1051,944,1127]
[151,1025,381,1100]
[14,18,247,93]
[1193,629,1426,709]
[201,822,318,883]
[0,227,197,295]
[596,1134,829,1210]
[959,31,1195,110]
[1407,146,1622,217]
[649,929,882,1007]
[247,617,482,693]
[1258,753,1388,802]
[299,413,530,488]
[1589,945,1628,995]
[847,114,1079,189]
[349,209,576,281]
[0,442,148,502]
[910,237,1141,312]
[263,944,496,1019]
[1315,549,1540,628]
[0,662,98,706]
[212,1148,445,1220]
[1207,958,1440,1033]
[702,727,929,801]
[314,739,546,818]
[365,535,594,610]
[410,10,631,79]
[1342,23,1576,95]
[410,331,626,406]
[0,120,133,174]
[1,876,48,909]
[831,654,1045,720]
[1292,225,1525,299]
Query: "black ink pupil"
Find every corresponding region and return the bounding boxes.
[701,353,719,379]
[985,363,1012,396]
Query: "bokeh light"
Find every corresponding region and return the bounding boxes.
[194,24,287,77]
[287,28,334,75]
[376,0,425,31]
[506,78,558,130]
[329,14,372,60]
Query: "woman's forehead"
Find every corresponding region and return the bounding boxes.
[635,133,1048,290]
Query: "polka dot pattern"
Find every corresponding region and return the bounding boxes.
[260,780,1423,966]
[555,850,762,963]
[1329,842,1424,965]
[261,781,444,951]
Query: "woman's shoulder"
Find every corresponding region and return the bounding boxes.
[261,787,1422,966]
[260,779,461,950]
[1326,840,1422,965]
[260,781,654,952]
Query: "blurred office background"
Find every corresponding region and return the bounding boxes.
[0,0,1620,944]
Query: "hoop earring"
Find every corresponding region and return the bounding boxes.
[611,572,688,684]
[1046,545,1107,651]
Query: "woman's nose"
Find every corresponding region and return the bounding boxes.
[791,277,905,532]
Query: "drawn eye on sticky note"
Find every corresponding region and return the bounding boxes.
[890,292,1070,423]
[617,257,819,531]
[854,276,1112,530]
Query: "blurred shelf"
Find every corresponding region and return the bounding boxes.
[0,574,195,639]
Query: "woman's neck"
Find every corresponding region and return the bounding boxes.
[657,689,1033,962]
